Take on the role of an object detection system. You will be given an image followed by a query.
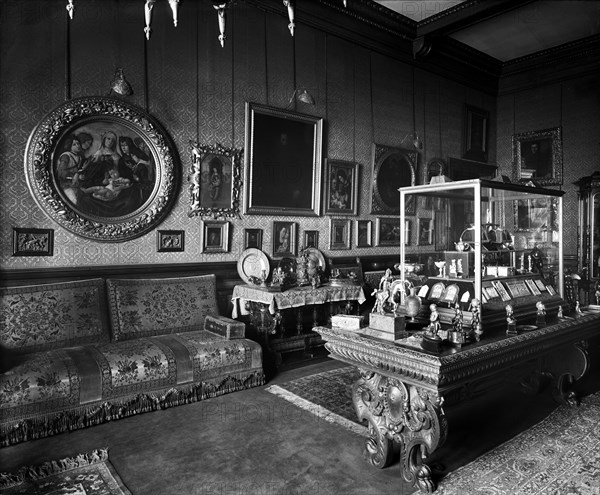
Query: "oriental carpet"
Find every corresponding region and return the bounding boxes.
[266,365,600,495]
[0,448,131,495]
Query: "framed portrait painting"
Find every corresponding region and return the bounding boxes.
[356,220,372,248]
[24,96,179,242]
[244,229,263,250]
[244,103,323,216]
[463,105,489,162]
[189,142,242,218]
[324,159,358,215]
[512,127,562,186]
[375,217,401,247]
[329,218,351,250]
[12,228,54,256]
[201,221,230,253]
[417,218,433,246]
[157,230,184,252]
[273,221,297,258]
[371,144,417,215]
[304,230,319,249]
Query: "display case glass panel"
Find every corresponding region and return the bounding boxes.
[399,179,565,329]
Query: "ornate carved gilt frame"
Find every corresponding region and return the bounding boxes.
[24,96,179,242]
[189,141,243,219]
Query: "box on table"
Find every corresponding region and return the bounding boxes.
[365,313,406,341]
[331,314,364,331]
[205,315,245,339]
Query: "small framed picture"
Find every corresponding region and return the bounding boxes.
[329,218,351,250]
[463,105,489,162]
[12,228,54,256]
[324,159,359,215]
[273,221,297,258]
[417,218,433,246]
[244,229,263,250]
[157,230,185,252]
[355,220,372,248]
[304,230,319,249]
[201,220,230,253]
[375,217,401,247]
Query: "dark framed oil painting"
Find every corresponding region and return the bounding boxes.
[371,144,417,215]
[512,127,562,186]
[243,102,323,216]
[324,159,358,215]
[24,96,179,242]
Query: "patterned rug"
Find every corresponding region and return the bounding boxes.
[266,365,600,495]
[0,448,131,495]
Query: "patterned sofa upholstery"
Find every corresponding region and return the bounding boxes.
[0,275,264,447]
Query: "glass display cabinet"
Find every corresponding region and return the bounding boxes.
[399,179,565,332]
[575,171,600,306]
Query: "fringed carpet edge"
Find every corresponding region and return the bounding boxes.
[0,448,131,495]
[265,384,368,438]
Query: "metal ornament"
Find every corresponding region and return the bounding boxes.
[66,0,75,20]
[168,0,180,26]
[214,4,227,47]
[144,0,156,40]
[283,0,295,36]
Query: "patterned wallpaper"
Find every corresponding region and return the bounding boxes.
[2,1,596,273]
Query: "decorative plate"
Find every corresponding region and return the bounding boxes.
[305,247,326,274]
[237,248,270,284]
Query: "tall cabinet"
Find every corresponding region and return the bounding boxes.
[576,171,600,305]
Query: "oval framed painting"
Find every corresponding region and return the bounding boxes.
[24,96,179,242]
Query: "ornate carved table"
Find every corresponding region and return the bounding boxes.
[314,311,600,494]
[232,283,366,363]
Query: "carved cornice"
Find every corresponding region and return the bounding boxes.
[499,34,600,95]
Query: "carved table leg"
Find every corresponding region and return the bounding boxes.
[546,340,590,406]
[352,369,448,494]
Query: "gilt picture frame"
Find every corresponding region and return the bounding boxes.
[244,228,263,250]
[12,228,54,256]
[303,230,319,249]
[24,96,179,242]
[189,141,243,219]
[244,102,323,216]
[324,159,358,215]
[201,220,230,253]
[371,144,417,215]
[356,220,372,248]
[375,217,401,247]
[512,127,562,186]
[273,221,297,258]
[329,218,351,250]
[157,230,185,253]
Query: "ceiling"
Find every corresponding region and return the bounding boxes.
[374,0,600,62]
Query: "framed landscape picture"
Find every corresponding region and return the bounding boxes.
[375,217,401,247]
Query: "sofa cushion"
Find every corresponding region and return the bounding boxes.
[106,275,220,341]
[0,279,109,354]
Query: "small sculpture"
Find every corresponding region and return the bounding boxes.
[468,298,482,339]
[575,300,583,316]
[452,303,463,332]
[557,305,564,318]
[535,301,546,326]
[371,269,393,314]
[426,303,442,339]
[506,304,517,335]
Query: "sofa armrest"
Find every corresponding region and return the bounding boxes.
[204,315,246,339]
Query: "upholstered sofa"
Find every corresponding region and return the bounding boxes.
[0,274,264,447]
